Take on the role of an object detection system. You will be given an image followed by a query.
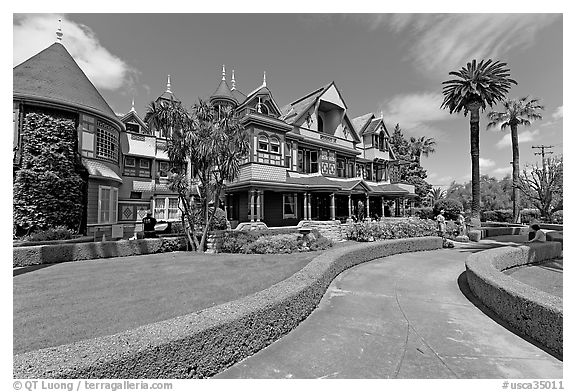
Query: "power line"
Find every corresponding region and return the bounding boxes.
[532,145,554,168]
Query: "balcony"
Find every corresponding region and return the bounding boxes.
[120,133,156,158]
[299,128,356,151]
[364,147,390,161]
[235,162,287,183]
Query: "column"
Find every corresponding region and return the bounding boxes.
[330,193,336,220]
[307,193,312,220]
[348,194,352,218]
[250,189,255,222]
[224,194,229,220]
[303,193,308,220]
[256,190,261,222]
[381,196,385,219]
[366,194,370,220]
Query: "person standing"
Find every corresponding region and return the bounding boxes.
[436,209,446,237]
[142,210,157,238]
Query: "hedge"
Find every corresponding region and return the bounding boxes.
[13,237,188,268]
[345,218,459,242]
[465,242,563,357]
[13,236,443,379]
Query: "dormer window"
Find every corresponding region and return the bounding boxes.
[125,122,140,133]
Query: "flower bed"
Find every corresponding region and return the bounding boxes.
[214,228,332,254]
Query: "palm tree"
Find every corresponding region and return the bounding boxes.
[487,97,544,223]
[409,136,436,165]
[428,187,446,205]
[441,59,517,226]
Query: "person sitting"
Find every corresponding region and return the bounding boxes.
[142,211,157,239]
[527,224,546,243]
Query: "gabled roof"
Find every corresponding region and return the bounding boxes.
[279,84,330,125]
[231,89,247,105]
[351,113,374,135]
[238,85,283,116]
[363,118,383,136]
[13,42,119,125]
[119,110,149,133]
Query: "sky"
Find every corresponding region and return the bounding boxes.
[13,12,563,187]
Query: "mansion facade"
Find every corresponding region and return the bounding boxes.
[13,40,415,238]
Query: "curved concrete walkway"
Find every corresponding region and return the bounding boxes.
[216,237,562,379]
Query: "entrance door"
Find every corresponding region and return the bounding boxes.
[311,194,330,220]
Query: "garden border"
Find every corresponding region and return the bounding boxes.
[465,242,562,357]
[14,236,442,379]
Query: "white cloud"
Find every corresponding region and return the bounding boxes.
[552,106,563,120]
[380,92,451,138]
[496,129,540,149]
[479,158,496,169]
[13,14,138,90]
[355,14,558,76]
[493,166,512,177]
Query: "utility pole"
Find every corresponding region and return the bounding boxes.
[532,145,554,181]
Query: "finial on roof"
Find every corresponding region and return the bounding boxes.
[222,64,226,81]
[166,75,172,94]
[231,69,236,90]
[262,71,267,87]
[56,18,63,43]
[131,97,136,112]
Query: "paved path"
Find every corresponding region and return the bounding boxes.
[216,237,563,379]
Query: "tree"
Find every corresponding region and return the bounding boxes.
[428,187,446,205]
[191,102,250,251]
[409,136,437,165]
[390,123,409,157]
[407,175,432,206]
[441,59,517,227]
[487,96,543,223]
[518,155,562,222]
[145,97,200,251]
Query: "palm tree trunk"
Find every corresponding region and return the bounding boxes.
[510,123,521,223]
[468,102,481,228]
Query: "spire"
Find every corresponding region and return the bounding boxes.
[56,18,63,43]
[231,69,236,90]
[130,97,136,113]
[262,71,267,87]
[166,75,172,94]
[222,64,226,81]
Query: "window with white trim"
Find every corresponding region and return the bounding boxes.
[98,185,118,224]
[154,196,181,221]
[258,134,269,151]
[256,133,281,165]
[283,194,297,219]
[270,137,280,153]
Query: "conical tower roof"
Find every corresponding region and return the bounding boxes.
[210,65,237,104]
[13,42,120,124]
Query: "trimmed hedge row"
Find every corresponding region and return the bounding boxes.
[345,218,459,242]
[13,237,187,267]
[465,242,563,357]
[14,236,443,379]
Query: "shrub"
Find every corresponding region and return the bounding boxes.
[209,208,228,231]
[244,234,300,254]
[520,209,541,224]
[412,207,434,220]
[21,226,74,242]
[345,218,439,242]
[482,209,513,223]
[551,210,563,224]
[433,199,463,220]
[158,237,187,253]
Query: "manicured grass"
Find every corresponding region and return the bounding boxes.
[13,249,332,354]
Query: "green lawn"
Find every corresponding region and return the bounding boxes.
[13,249,333,354]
